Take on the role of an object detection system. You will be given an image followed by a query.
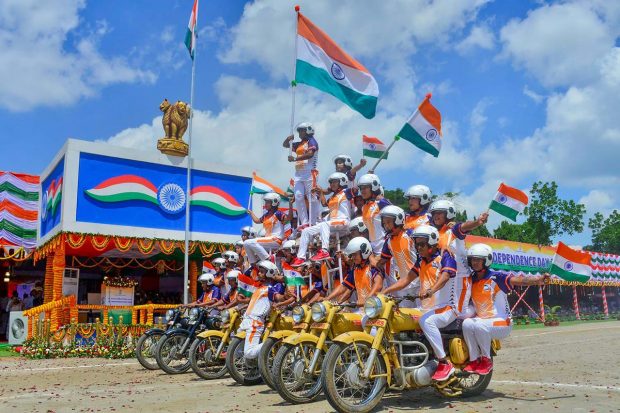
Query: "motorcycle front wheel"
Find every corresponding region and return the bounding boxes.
[257,337,281,390]
[155,332,192,374]
[273,341,324,404]
[225,337,263,386]
[135,332,164,370]
[189,336,228,380]
[323,342,387,413]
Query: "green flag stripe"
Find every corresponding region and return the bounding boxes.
[362,149,387,159]
[397,123,439,157]
[550,264,590,283]
[489,200,519,221]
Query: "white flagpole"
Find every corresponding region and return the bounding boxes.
[183,2,198,305]
[367,136,399,174]
[289,6,300,157]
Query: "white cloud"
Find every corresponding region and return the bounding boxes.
[0,0,155,111]
[523,86,544,104]
[456,25,495,55]
[499,2,615,88]
[468,99,490,147]
[579,190,615,217]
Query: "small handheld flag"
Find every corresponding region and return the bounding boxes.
[362,135,388,159]
[397,94,442,157]
[550,242,592,283]
[489,183,529,221]
[250,173,288,198]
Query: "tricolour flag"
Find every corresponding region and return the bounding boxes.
[489,183,529,222]
[282,262,306,287]
[190,186,246,216]
[550,242,592,283]
[362,135,388,159]
[397,94,442,157]
[202,261,216,275]
[184,0,199,59]
[237,273,262,297]
[250,173,288,198]
[295,10,378,119]
[85,175,158,204]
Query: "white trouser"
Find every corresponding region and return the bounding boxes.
[419,306,457,359]
[244,237,281,264]
[239,318,265,359]
[297,219,348,258]
[462,317,512,360]
[294,179,320,226]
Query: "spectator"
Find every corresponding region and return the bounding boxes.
[5,292,23,337]
[32,289,43,307]
[22,292,33,309]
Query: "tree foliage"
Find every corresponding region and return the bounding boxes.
[585,210,620,254]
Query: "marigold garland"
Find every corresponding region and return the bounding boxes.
[114,236,133,252]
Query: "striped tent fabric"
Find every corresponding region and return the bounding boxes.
[588,251,620,284]
[0,171,39,249]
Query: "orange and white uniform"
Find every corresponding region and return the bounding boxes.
[244,210,285,264]
[380,230,418,305]
[297,189,351,259]
[404,210,431,231]
[343,264,382,302]
[292,137,320,225]
[462,270,513,360]
[362,198,391,254]
[437,223,473,318]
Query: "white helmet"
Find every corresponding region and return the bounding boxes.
[280,239,298,253]
[333,154,353,168]
[257,260,279,278]
[241,226,256,238]
[429,199,457,220]
[234,240,244,248]
[344,236,373,260]
[263,192,281,207]
[405,185,432,205]
[212,257,227,269]
[222,250,239,263]
[380,205,405,226]
[467,243,493,268]
[296,122,314,135]
[328,172,348,188]
[348,216,368,233]
[226,269,241,281]
[411,224,440,246]
[198,272,215,284]
[357,174,381,192]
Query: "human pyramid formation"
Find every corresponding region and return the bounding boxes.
[187,122,549,382]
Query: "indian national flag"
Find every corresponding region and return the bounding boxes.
[489,183,529,222]
[362,135,388,159]
[184,0,199,59]
[190,186,246,217]
[85,175,158,204]
[238,273,262,297]
[250,173,288,198]
[397,94,442,157]
[550,242,592,283]
[282,262,306,287]
[295,10,378,119]
[202,261,216,275]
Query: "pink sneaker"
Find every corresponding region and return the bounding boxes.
[310,249,330,261]
[474,357,493,375]
[463,358,480,374]
[291,257,306,267]
[432,360,455,381]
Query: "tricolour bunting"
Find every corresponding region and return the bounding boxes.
[397,93,442,157]
[489,183,529,222]
[550,242,592,283]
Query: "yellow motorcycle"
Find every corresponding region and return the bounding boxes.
[322,294,499,413]
[188,306,243,380]
[258,304,313,390]
[225,307,294,385]
[272,300,363,404]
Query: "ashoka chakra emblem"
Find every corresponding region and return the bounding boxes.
[563,262,574,271]
[498,194,508,204]
[41,191,48,220]
[331,63,346,80]
[158,183,186,214]
[425,129,438,142]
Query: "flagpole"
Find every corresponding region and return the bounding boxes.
[368,135,400,174]
[289,6,300,157]
[183,6,198,305]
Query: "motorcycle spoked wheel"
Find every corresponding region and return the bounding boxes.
[189,336,229,380]
[225,337,263,386]
[273,341,324,404]
[450,360,493,397]
[322,342,387,413]
[135,332,164,370]
[155,332,192,374]
[257,337,281,390]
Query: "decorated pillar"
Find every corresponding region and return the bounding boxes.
[50,243,66,331]
[43,255,54,303]
[189,260,199,303]
[572,285,581,320]
[601,286,609,318]
[538,285,545,323]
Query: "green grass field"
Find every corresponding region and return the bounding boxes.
[0,344,19,357]
[512,318,618,330]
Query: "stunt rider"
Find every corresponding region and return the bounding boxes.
[244,193,288,265]
[403,185,432,230]
[187,273,222,309]
[357,174,391,261]
[332,154,366,188]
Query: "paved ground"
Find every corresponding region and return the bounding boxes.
[1,322,619,413]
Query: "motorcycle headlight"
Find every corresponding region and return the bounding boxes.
[221,309,230,324]
[292,306,305,324]
[311,302,326,322]
[189,307,200,321]
[364,296,382,319]
[165,309,175,322]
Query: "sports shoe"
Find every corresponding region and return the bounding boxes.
[475,356,493,375]
[432,360,455,381]
[463,358,480,374]
[310,249,331,261]
[291,257,306,267]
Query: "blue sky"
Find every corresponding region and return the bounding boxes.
[1,0,618,246]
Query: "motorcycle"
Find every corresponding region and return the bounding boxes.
[322,294,499,413]
[188,306,244,380]
[225,307,294,385]
[154,307,221,374]
[257,304,312,390]
[272,300,362,404]
[135,307,185,370]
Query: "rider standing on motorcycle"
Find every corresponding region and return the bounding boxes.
[245,193,289,265]
[358,174,391,263]
[463,243,549,375]
[187,273,222,308]
[239,260,287,361]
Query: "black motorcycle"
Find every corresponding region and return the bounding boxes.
[135,307,186,370]
[154,307,221,374]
